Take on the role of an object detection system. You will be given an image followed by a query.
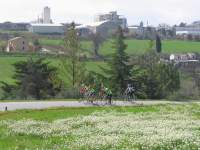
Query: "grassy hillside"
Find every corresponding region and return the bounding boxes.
[100,39,200,55]
[40,39,200,55]
[0,56,107,85]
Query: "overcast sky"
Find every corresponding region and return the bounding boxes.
[1,0,200,26]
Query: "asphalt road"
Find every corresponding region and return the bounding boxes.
[0,101,199,111]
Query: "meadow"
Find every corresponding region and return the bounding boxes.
[40,39,200,55]
[0,103,200,149]
[1,38,199,84]
[1,38,200,98]
[0,56,107,85]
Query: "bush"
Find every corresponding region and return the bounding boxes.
[1,58,61,100]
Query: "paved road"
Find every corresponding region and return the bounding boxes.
[0,101,199,111]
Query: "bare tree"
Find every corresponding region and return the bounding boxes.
[62,22,86,88]
[90,32,105,57]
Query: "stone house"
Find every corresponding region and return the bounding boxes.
[6,37,29,52]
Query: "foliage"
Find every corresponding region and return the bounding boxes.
[0,41,6,52]
[62,22,86,88]
[33,39,42,51]
[156,34,162,53]
[90,32,105,56]
[1,58,61,100]
[0,82,17,99]
[130,66,148,98]
[102,26,132,95]
[130,42,180,99]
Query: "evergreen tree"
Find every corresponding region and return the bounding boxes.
[156,34,162,53]
[159,63,180,95]
[102,26,131,95]
[137,47,180,99]
[1,58,61,100]
[139,42,165,99]
[62,22,86,88]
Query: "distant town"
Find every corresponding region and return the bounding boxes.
[1,6,200,38]
[2,6,200,55]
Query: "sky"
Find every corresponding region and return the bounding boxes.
[1,0,200,26]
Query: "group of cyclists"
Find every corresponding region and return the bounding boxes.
[79,83,136,104]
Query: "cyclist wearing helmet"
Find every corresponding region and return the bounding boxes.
[105,87,113,105]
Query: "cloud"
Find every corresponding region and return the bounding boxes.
[0,0,200,26]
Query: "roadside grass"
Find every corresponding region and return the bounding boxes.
[0,104,200,149]
[0,105,159,121]
[0,106,158,150]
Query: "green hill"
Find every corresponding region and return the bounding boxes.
[40,39,200,56]
[0,56,107,85]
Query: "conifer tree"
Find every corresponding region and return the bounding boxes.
[156,34,162,53]
[1,58,60,100]
[102,26,131,95]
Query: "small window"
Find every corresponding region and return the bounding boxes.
[22,41,25,44]
[22,47,25,50]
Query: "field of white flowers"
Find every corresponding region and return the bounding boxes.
[1,104,200,150]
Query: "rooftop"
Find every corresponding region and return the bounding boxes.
[76,20,108,29]
[9,37,24,41]
[30,23,63,27]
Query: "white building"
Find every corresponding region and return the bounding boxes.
[76,20,119,37]
[128,26,144,35]
[157,23,173,31]
[28,24,65,34]
[176,27,200,35]
[43,6,51,24]
[32,6,53,24]
[95,11,127,29]
[176,21,200,35]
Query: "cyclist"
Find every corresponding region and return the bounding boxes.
[105,87,113,105]
[125,84,135,101]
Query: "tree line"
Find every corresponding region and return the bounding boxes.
[1,23,180,100]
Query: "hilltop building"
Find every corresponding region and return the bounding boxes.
[176,21,200,35]
[77,11,127,38]
[6,37,29,52]
[29,7,65,34]
[28,23,65,34]
[128,22,157,40]
[43,7,51,24]
[128,22,175,39]
[156,23,176,39]
[32,6,53,24]
[95,11,127,29]
[77,20,120,37]
[0,22,29,31]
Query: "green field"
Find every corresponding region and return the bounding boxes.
[0,56,107,85]
[0,104,200,149]
[40,39,200,55]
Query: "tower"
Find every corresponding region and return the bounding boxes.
[43,6,51,24]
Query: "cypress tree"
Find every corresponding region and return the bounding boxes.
[156,34,162,53]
